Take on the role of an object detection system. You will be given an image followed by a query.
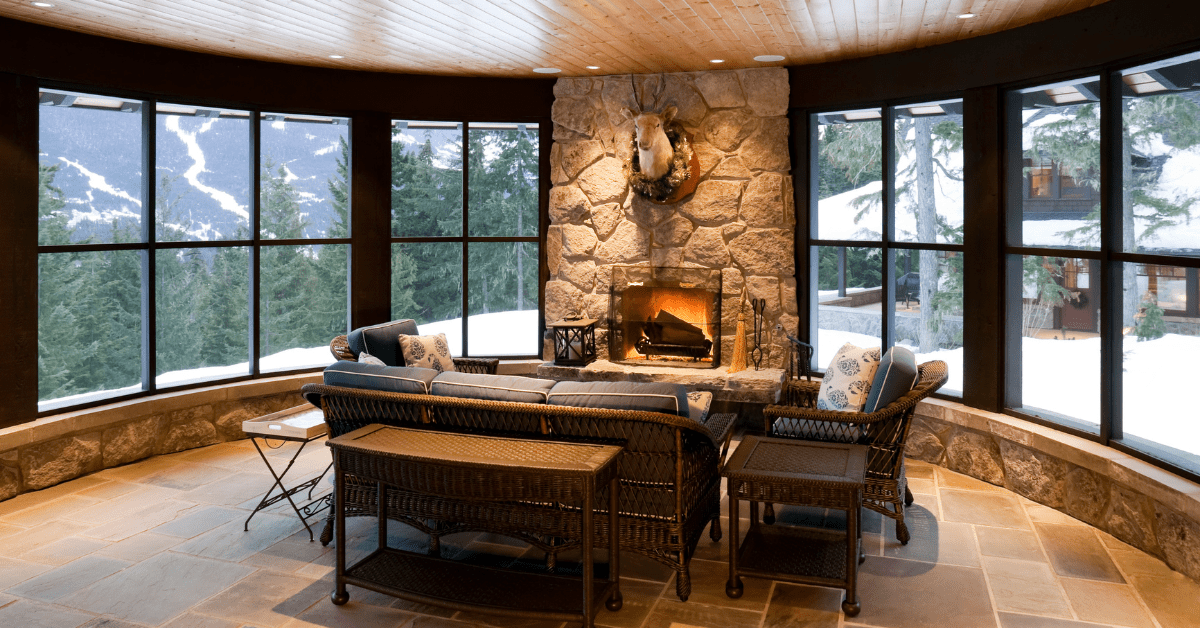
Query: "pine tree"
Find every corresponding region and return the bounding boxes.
[1137,292,1167,341]
[258,157,315,357]
[309,137,350,342]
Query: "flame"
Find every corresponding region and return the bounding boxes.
[621,287,714,361]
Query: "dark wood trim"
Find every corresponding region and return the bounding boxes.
[141,99,156,393]
[1100,70,1123,443]
[349,114,391,330]
[0,72,39,428]
[538,118,552,358]
[1002,89,1025,411]
[881,106,896,350]
[788,108,807,352]
[787,0,1200,110]
[962,86,1004,412]
[0,18,554,122]
[249,110,261,375]
[461,123,471,355]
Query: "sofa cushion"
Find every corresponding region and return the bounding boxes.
[547,381,689,417]
[687,390,713,423]
[431,372,555,404]
[863,346,918,413]
[817,343,881,412]
[347,319,419,366]
[399,333,456,373]
[358,352,386,366]
[323,361,438,395]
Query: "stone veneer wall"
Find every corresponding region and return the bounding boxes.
[0,374,317,502]
[911,398,1200,582]
[546,69,795,368]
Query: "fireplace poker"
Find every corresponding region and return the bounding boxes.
[750,298,766,370]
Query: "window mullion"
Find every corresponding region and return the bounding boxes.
[1100,70,1124,444]
[249,110,261,377]
[141,99,156,394]
[461,121,470,357]
[882,106,896,351]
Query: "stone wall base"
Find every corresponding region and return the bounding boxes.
[0,374,318,502]
[911,398,1200,582]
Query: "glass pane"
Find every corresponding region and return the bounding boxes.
[392,120,463,237]
[392,242,463,356]
[1015,78,1102,250]
[893,100,964,244]
[1014,254,1100,428]
[38,90,143,245]
[1122,262,1200,469]
[259,114,350,239]
[468,123,539,237]
[38,250,143,411]
[816,109,882,241]
[155,247,250,387]
[467,242,539,356]
[816,246,882,369]
[1120,54,1200,257]
[893,250,964,395]
[156,105,250,241]
[258,244,344,371]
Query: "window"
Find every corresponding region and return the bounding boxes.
[811,102,965,395]
[37,90,347,412]
[1007,79,1102,431]
[391,120,540,357]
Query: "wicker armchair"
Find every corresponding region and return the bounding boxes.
[762,360,948,544]
[329,334,499,375]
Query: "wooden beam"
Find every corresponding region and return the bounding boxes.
[350,114,393,330]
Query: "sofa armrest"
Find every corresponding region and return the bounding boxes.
[452,357,500,374]
[330,335,356,362]
[702,411,738,465]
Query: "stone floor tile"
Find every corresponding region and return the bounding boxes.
[1034,524,1124,583]
[1026,504,1087,527]
[79,618,147,628]
[593,577,667,628]
[940,489,1032,529]
[0,521,91,559]
[883,518,980,567]
[1058,577,1154,628]
[680,557,770,611]
[0,476,110,518]
[904,461,935,480]
[1127,572,1200,628]
[641,598,762,628]
[82,500,201,542]
[141,462,234,492]
[762,582,842,628]
[851,556,997,627]
[0,522,24,540]
[64,486,185,526]
[176,443,262,469]
[172,513,303,563]
[94,456,182,483]
[976,527,1046,562]
[0,556,55,589]
[907,477,935,494]
[0,495,104,527]
[160,612,242,628]
[614,551,675,584]
[73,481,140,501]
[279,600,416,628]
[241,539,332,574]
[448,608,565,628]
[690,516,746,563]
[0,598,97,628]
[937,468,1007,492]
[981,556,1072,618]
[1107,549,1175,579]
[192,570,321,627]
[92,532,181,563]
[7,555,131,602]
[56,552,255,626]
[179,473,277,507]
[997,612,1114,627]
[388,596,459,618]
[152,505,244,539]
[1096,530,1134,552]
[17,536,110,566]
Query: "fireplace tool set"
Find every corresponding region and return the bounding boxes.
[749,299,766,370]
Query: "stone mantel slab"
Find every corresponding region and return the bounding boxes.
[537,360,783,403]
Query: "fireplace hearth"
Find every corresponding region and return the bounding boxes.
[609,266,721,369]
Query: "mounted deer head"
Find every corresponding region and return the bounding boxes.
[621,75,678,180]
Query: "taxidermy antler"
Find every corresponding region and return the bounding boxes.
[622,74,678,180]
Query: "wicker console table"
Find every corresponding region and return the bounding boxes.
[327,424,623,627]
[723,436,867,617]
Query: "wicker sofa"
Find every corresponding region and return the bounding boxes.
[304,343,736,602]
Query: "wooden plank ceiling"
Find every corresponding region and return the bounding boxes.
[2,0,1110,77]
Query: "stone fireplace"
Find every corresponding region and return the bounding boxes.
[543,67,795,378]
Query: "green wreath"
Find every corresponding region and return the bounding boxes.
[628,124,693,202]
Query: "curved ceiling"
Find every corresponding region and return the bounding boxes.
[2,0,1110,77]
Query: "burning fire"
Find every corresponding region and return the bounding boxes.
[622,287,714,361]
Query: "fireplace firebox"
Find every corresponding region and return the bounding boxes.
[608,266,722,368]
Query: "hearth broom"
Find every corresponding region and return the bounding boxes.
[729,287,749,373]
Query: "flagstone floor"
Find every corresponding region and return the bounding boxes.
[0,435,1197,628]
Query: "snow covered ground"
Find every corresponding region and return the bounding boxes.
[817,329,1200,458]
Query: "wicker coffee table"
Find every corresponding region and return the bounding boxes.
[327,424,623,628]
[722,436,867,616]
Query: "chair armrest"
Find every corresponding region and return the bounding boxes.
[702,411,738,463]
[453,357,500,374]
[330,335,356,362]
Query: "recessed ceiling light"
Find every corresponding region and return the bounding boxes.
[533,67,561,74]
[31,1,55,7]
[329,54,344,59]
[710,59,724,64]
[754,55,785,62]
[957,13,976,19]
[586,66,600,70]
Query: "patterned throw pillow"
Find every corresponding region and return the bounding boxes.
[358,352,386,366]
[816,343,882,412]
[398,333,456,374]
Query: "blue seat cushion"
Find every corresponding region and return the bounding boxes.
[863,346,919,413]
[347,319,419,367]
[687,390,713,423]
[547,381,689,417]
[430,372,555,404]
[323,361,438,395]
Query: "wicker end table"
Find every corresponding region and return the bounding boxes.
[722,436,867,617]
[327,424,623,628]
